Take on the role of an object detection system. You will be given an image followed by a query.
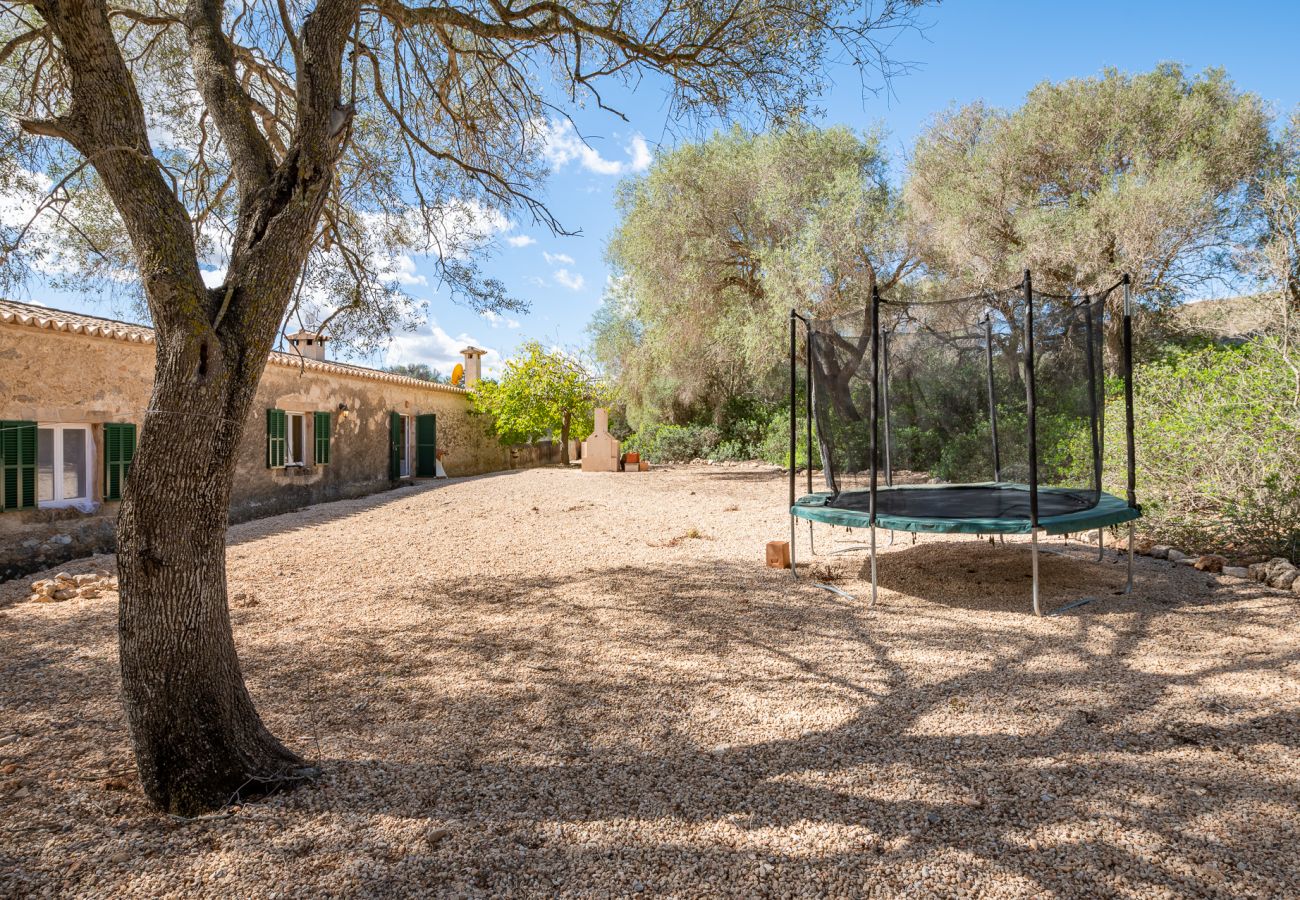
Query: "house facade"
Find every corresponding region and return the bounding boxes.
[0,299,543,580]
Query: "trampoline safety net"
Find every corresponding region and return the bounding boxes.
[807,278,1122,522]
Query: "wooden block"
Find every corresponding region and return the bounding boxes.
[638,460,649,472]
[766,540,791,569]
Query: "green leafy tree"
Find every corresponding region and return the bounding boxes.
[1240,106,1300,354]
[385,362,447,383]
[907,64,1270,357]
[472,341,600,464]
[597,125,913,429]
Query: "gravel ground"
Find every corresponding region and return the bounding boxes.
[1,464,1298,899]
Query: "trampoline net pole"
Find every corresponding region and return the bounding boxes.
[984,315,1001,483]
[1024,270,1039,529]
[1122,274,1138,509]
[882,329,893,487]
[789,311,797,578]
[869,286,880,527]
[805,320,813,498]
[1083,293,1103,496]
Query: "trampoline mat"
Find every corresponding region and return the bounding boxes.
[827,484,1097,521]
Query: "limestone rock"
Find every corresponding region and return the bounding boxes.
[1150,545,1171,560]
[51,589,76,602]
[74,573,98,586]
[78,589,102,599]
[1193,555,1227,573]
[1222,566,1250,579]
[1166,549,1187,563]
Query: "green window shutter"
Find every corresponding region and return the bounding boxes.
[0,420,37,510]
[266,409,286,468]
[102,423,137,501]
[415,414,437,477]
[388,411,401,479]
[314,411,331,465]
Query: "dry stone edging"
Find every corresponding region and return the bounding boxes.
[1112,533,1297,591]
[28,570,117,603]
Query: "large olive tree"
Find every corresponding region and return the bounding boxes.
[0,0,928,813]
[598,124,914,427]
[906,64,1270,355]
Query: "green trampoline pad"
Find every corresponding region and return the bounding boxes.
[792,483,1141,535]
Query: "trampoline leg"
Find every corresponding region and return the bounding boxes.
[1096,527,1104,562]
[809,521,816,556]
[790,515,798,580]
[1032,529,1042,617]
[1125,521,1134,594]
[869,525,878,607]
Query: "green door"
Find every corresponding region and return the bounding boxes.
[415,414,437,477]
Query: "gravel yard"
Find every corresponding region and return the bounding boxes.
[2,464,1298,898]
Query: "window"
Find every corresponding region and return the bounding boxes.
[286,413,306,466]
[398,414,411,477]
[102,423,137,501]
[37,425,91,506]
[313,411,331,465]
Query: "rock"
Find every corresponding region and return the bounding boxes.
[51,589,77,602]
[1194,555,1227,573]
[1150,545,1171,559]
[1222,566,1250,579]
[28,593,49,603]
[1249,562,1271,582]
[48,534,73,546]
[1270,567,1299,591]
[74,573,98,586]
[79,589,102,599]
[1166,549,1187,563]
[54,572,72,583]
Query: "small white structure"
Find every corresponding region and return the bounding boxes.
[286,329,328,361]
[581,407,620,472]
[459,346,487,387]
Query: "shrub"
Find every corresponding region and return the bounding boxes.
[1102,342,1300,561]
[627,423,722,462]
[757,407,822,470]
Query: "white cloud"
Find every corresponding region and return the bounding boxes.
[553,268,585,291]
[506,234,536,248]
[200,267,227,288]
[384,318,501,378]
[543,251,575,266]
[378,253,428,286]
[481,310,521,329]
[627,135,653,173]
[539,120,655,177]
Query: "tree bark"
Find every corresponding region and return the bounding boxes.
[117,337,314,814]
[20,0,358,815]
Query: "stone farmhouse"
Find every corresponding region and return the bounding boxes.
[0,299,546,578]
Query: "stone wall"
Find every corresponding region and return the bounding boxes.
[0,317,539,580]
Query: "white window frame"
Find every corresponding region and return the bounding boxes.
[399,414,412,477]
[285,412,307,467]
[37,424,92,507]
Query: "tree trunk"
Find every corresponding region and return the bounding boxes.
[116,329,314,815]
[560,411,571,465]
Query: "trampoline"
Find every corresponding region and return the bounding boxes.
[787,271,1143,615]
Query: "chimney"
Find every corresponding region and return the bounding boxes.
[460,346,486,387]
[287,329,328,361]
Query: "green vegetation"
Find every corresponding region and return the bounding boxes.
[1106,343,1300,560]
[590,65,1299,561]
[470,342,600,465]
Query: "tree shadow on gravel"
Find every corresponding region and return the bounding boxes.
[3,554,1298,897]
[250,558,1300,896]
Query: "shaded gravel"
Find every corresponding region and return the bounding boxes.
[2,465,1298,898]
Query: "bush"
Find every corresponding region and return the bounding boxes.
[626,423,722,462]
[1103,342,1300,561]
[757,407,822,470]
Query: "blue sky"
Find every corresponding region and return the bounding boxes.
[22,1,1300,376]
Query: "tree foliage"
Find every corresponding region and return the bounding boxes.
[471,340,599,463]
[907,64,1270,349]
[385,361,446,382]
[596,124,913,429]
[1239,106,1300,352]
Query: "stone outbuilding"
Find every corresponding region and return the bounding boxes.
[0,299,547,579]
